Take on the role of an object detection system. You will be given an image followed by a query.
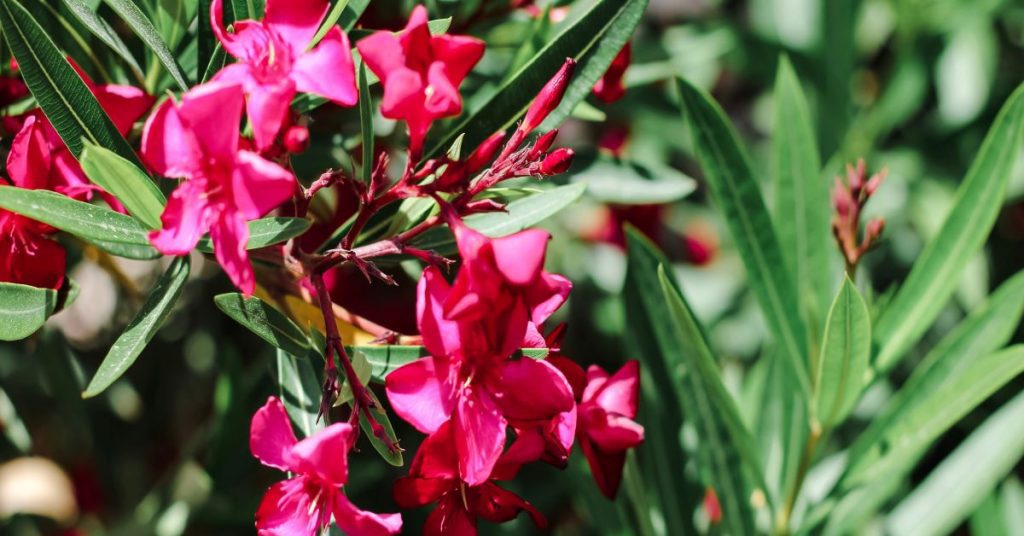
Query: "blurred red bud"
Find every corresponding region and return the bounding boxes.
[866,218,885,241]
[865,168,887,196]
[283,125,310,154]
[540,148,574,175]
[523,58,575,133]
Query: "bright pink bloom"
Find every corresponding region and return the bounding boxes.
[393,420,545,535]
[577,360,644,498]
[385,265,574,485]
[0,115,66,289]
[356,5,485,156]
[142,82,296,295]
[211,0,357,149]
[593,42,631,104]
[250,397,402,536]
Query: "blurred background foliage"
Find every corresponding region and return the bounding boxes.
[3,0,1024,534]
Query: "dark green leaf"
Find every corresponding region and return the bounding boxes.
[80,143,166,230]
[772,56,831,320]
[812,277,870,429]
[425,0,649,159]
[103,0,189,91]
[0,186,159,259]
[61,0,144,81]
[411,183,585,254]
[337,0,367,31]
[0,282,57,341]
[276,347,323,437]
[214,293,312,356]
[873,84,1024,373]
[0,0,140,163]
[82,256,190,397]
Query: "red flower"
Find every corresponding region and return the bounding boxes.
[0,115,67,289]
[385,265,575,485]
[250,397,402,535]
[356,5,485,156]
[593,42,631,104]
[211,0,357,149]
[393,420,545,535]
[141,82,296,295]
[577,361,644,498]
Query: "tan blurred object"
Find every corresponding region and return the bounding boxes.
[0,457,78,524]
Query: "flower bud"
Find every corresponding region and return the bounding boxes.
[539,148,574,175]
[283,125,310,154]
[866,218,885,242]
[865,168,887,196]
[522,58,576,134]
[833,178,853,217]
[528,129,559,160]
[467,130,506,171]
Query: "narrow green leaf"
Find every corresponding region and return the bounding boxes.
[849,270,1024,480]
[0,185,158,259]
[276,347,323,437]
[196,217,311,253]
[411,183,585,254]
[772,56,830,321]
[846,346,1024,489]
[657,265,763,535]
[0,282,57,341]
[873,83,1024,373]
[425,0,649,159]
[0,0,140,163]
[358,62,374,184]
[82,256,189,397]
[201,42,227,84]
[969,492,1009,536]
[356,388,403,466]
[336,349,371,405]
[887,383,1024,536]
[677,76,810,396]
[310,0,348,46]
[567,151,696,205]
[214,293,312,356]
[80,143,166,230]
[103,0,189,91]
[812,277,870,429]
[61,0,145,82]
[337,0,367,31]
[197,0,214,77]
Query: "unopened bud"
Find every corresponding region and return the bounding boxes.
[528,129,559,160]
[865,168,887,196]
[539,148,574,175]
[847,159,866,193]
[467,130,506,171]
[833,178,853,217]
[522,58,576,133]
[866,218,885,242]
[283,125,310,154]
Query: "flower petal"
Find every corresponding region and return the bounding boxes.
[231,150,296,220]
[416,267,463,359]
[263,0,328,55]
[455,388,506,486]
[491,229,549,286]
[6,115,50,190]
[393,476,451,509]
[93,83,155,136]
[474,482,546,528]
[355,31,406,85]
[592,360,640,419]
[425,493,476,536]
[176,81,244,160]
[289,422,353,487]
[254,477,320,536]
[249,396,299,471]
[210,208,255,295]
[140,98,203,178]
[384,357,454,434]
[291,27,357,106]
[580,437,627,499]
[246,80,296,150]
[526,272,571,325]
[494,357,574,423]
[149,178,211,255]
[587,412,645,452]
[0,231,65,290]
[332,493,402,536]
[428,34,485,87]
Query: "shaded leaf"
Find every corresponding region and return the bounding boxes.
[0,282,57,341]
[214,293,312,356]
[103,0,189,91]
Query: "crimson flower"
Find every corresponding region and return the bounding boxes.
[593,42,631,104]
[356,5,485,156]
[393,420,545,535]
[141,81,296,295]
[211,0,357,149]
[386,263,574,486]
[576,360,644,498]
[250,397,402,535]
[0,115,67,289]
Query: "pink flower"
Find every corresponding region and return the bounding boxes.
[577,360,644,498]
[141,82,296,295]
[250,397,402,536]
[593,42,631,104]
[211,0,357,149]
[356,5,485,156]
[393,420,545,535]
[385,265,574,485]
[0,115,66,289]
